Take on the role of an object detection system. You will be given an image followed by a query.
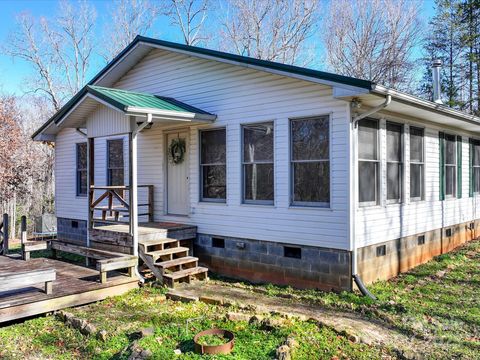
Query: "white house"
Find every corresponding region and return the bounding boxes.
[33,36,480,291]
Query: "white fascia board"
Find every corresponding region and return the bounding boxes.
[333,86,370,98]
[91,43,143,85]
[33,133,56,142]
[126,106,216,122]
[55,93,125,128]
[373,85,480,126]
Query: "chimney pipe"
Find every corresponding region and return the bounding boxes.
[432,59,442,104]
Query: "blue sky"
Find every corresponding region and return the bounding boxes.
[0,0,437,95]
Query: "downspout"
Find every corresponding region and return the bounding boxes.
[350,95,391,300]
[130,114,153,283]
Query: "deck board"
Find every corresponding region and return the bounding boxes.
[0,255,138,323]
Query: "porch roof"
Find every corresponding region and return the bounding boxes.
[33,85,216,140]
[87,86,213,115]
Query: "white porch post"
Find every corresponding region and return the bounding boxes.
[129,130,139,257]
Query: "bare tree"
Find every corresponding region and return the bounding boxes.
[219,0,319,65]
[2,0,97,111]
[163,0,210,46]
[323,0,422,89]
[102,0,160,61]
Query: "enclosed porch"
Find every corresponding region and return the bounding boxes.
[41,85,217,286]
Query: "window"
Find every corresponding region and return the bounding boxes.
[386,122,403,203]
[242,123,274,204]
[410,127,424,201]
[471,139,480,194]
[107,139,124,186]
[76,143,87,196]
[200,128,226,201]
[444,134,456,197]
[290,116,330,206]
[358,119,379,205]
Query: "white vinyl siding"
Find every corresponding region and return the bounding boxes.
[111,48,351,249]
[356,119,479,248]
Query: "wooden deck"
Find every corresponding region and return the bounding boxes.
[0,255,138,324]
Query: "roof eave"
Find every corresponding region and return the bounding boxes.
[126,106,216,122]
[372,85,480,126]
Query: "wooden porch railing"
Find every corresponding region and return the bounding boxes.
[89,185,154,227]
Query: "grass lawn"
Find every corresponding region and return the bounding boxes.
[227,239,480,359]
[0,240,478,359]
[0,286,389,359]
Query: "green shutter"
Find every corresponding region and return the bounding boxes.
[469,139,474,197]
[457,136,462,198]
[439,132,445,200]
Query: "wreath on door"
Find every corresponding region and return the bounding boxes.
[168,137,186,164]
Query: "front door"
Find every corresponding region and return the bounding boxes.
[166,131,189,215]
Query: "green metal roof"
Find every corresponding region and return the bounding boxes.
[33,36,375,139]
[87,86,212,114]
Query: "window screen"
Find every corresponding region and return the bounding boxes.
[358,119,379,205]
[200,129,226,201]
[107,139,124,186]
[410,127,424,200]
[444,134,456,197]
[290,116,330,206]
[76,143,87,196]
[386,122,403,202]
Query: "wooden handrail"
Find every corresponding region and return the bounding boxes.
[89,185,154,227]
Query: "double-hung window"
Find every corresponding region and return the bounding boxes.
[409,127,424,201]
[200,128,226,201]
[386,122,403,203]
[107,139,124,186]
[471,139,480,194]
[76,143,87,196]
[358,119,379,205]
[444,134,457,197]
[242,122,274,204]
[290,116,330,206]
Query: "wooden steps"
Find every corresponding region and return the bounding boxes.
[138,235,208,288]
[146,246,189,262]
[92,222,208,288]
[163,266,208,285]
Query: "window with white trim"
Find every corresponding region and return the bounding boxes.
[242,122,274,204]
[386,122,403,203]
[358,118,379,205]
[107,139,124,186]
[76,143,87,196]
[410,127,424,201]
[444,134,457,197]
[200,128,226,201]
[290,116,330,206]
[471,139,480,194]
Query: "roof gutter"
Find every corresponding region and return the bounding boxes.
[352,95,391,126]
